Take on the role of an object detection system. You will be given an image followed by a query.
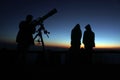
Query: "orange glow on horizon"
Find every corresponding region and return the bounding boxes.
[35,42,120,49]
[95,44,120,49]
[35,42,70,49]
[1,40,120,50]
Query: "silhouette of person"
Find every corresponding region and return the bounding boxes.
[83,24,95,51]
[16,15,36,64]
[83,24,95,63]
[70,24,82,51]
[69,24,82,64]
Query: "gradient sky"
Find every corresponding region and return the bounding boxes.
[0,0,120,49]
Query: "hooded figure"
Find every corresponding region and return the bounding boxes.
[71,24,82,52]
[83,24,95,51]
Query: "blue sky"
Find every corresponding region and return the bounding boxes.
[0,0,120,49]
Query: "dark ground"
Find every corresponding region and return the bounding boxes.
[0,48,120,64]
[0,48,120,74]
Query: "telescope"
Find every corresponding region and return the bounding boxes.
[33,8,57,51]
[34,8,57,25]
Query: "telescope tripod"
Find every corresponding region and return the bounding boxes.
[34,24,49,52]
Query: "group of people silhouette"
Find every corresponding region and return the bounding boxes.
[69,24,95,64]
[70,24,95,52]
[16,14,95,64]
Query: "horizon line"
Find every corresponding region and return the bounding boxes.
[0,41,120,50]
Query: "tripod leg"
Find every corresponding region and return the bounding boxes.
[34,34,39,40]
[39,33,46,64]
[39,33,45,52]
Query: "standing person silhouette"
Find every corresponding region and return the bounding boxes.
[83,24,95,63]
[69,24,82,64]
[16,15,36,64]
[71,24,82,52]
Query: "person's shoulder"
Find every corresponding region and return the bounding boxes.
[91,31,95,35]
[84,30,87,33]
[20,21,25,24]
[92,31,95,34]
[19,21,26,28]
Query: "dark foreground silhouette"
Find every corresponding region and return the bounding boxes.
[70,24,82,52]
[0,48,120,65]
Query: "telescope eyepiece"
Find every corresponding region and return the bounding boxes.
[44,30,50,34]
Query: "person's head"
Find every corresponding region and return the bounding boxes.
[74,24,80,30]
[26,15,33,22]
[85,24,91,31]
